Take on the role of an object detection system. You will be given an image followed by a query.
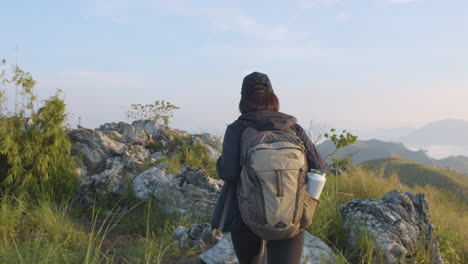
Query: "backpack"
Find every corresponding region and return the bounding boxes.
[237,126,317,240]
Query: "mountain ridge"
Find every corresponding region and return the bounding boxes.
[316,139,468,175]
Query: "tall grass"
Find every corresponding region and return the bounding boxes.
[0,193,199,264]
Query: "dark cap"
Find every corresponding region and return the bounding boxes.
[241,72,274,96]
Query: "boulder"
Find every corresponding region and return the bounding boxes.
[77,169,129,206]
[133,167,222,219]
[340,190,444,264]
[68,128,125,175]
[199,232,336,264]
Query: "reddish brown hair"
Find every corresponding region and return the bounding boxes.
[239,85,280,115]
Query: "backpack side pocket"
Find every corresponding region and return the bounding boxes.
[300,192,318,229]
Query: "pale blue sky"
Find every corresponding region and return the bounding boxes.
[1,0,467,136]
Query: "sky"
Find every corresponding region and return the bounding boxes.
[1,0,467,137]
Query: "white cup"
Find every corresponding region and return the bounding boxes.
[307,170,326,200]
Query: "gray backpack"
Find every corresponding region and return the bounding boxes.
[238,126,318,240]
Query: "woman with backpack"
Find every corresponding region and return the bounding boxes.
[211,72,327,264]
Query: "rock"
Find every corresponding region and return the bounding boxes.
[340,190,444,264]
[190,239,207,250]
[174,226,189,249]
[132,167,222,219]
[75,166,88,180]
[150,151,164,161]
[97,120,162,146]
[192,135,221,160]
[301,233,336,264]
[193,133,222,152]
[199,232,335,264]
[71,120,224,211]
[68,128,125,175]
[199,233,238,264]
[188,223,213,243]
[77,169,129,206]
[174,223,212,250]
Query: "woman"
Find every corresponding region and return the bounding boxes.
[211,72,326,264]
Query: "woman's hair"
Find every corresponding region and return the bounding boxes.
[239,84,280,114]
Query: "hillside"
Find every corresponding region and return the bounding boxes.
[316,139,436,166]
[361,156,468,203]
[317,139,468,175]
[438,155,468,174]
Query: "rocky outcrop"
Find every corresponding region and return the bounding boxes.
[71,120,222,213]
[340,190,444,264]
[133,167,222,219]
[198,231,336,264]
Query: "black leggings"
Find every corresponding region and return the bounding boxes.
[231,227,305,264]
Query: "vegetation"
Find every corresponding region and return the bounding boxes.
[0,194,200,263]
[362,156,468,203]
[0,60,78,200]
[309,165,467,263]
[0,61,465,263]
[126,100,179,125]
[164,136,218,178]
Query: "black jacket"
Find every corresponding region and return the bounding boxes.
[211,110,326,232]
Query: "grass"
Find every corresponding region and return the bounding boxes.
[362,156,468,203]
[0,161,466,263]
[0,193,199,264]
[164,138,218,178]
[308,165,468,263]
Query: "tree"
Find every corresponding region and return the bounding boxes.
[324,128,358,174]
[126,100,179,125]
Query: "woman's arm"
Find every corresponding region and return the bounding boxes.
[216,122,244,183]
[293,123,327,172]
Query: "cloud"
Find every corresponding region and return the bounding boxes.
[298,0,338,8]
[336,12,352,19]
[171,7,308,42]
[84,1,307,43]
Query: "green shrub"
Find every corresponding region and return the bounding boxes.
[0,61,78,200]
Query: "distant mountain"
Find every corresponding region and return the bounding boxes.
[316,139,468,175]
[361,156,468,203]
[437,155,468,175]
[316,139,436,166]
[401,118,468,146]
[356,126,415,142]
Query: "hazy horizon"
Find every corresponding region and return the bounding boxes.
[1,0,467,137]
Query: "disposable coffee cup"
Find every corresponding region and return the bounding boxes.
[307,169,326,200]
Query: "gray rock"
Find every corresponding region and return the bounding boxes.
[188,223,213,243]
[132,167,222,219]
[98,120,162,146]
[77,169,129,206]
[174,226,188,249]
[340,190,444,264]
[199,233,238,264]
[150,151,164,161]
[68,128,125,175]
[199,232,335,264]
[190,239,207,250]
[193,133,222,152]
[192,135,221,160]
[301,233,336,264]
